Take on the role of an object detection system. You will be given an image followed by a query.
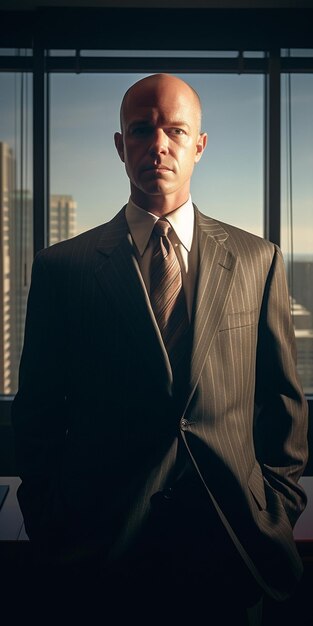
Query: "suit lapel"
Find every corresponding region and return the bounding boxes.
[187,208,238,406]
[94,206,237,402]
[95,208,173,393]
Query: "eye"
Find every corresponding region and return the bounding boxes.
[130,126,153,136]
[168,128,187,137]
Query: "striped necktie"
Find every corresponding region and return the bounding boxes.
[149,219,189,360]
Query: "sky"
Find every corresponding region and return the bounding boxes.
[49,72,264,237]
[0,69,312,254]
[281,73,313,258]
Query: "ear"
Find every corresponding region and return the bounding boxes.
[194,132,208,163]
[114,131,125,162]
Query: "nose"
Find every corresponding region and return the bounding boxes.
[148,128,169,157]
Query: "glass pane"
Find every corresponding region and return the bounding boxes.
[0,73,33,395]
[244,51,265,58]
[0,49,18,55]
[281,49,313,57]
[80,50,239,58]
[0,49,32,56]
[48,50,76,56]
[49,72,263,240]
[281,74,313,395]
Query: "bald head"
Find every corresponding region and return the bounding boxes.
[114,72,207,214]
[120,73,202,134]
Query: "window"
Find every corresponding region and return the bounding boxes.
[49,72,263,240]
[0,45,312,402]
[281,73,313,394]
[0,6,312,483]
[0,71,32,396]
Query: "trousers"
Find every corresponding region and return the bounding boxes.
[14,477,265,625]
[105,478,264,625]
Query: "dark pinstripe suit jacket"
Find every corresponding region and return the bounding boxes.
[11,206,308,601]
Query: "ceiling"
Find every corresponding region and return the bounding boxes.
[1,0,313,10]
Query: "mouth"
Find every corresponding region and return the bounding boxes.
[143,165,172,173]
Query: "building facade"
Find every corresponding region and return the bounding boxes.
[50,195,77,246]
[0,146,77,394]
[0,142,16,394]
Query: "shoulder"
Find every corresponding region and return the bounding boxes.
[195,207,279,262]
[36,223,105,263]
[34,207,127,268]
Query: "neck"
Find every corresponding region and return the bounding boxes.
[130,187,190,217]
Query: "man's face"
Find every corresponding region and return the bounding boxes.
[114,75,207,212]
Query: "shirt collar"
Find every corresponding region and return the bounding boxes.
[125,196,194,257]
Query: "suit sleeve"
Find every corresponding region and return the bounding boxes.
[11,251,68,543]
[254,244,308,528]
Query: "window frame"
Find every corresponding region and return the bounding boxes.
[0,9,312,467]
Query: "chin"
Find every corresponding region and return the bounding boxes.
[142,183,173,195]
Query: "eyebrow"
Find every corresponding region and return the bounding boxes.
[128,120,191,130]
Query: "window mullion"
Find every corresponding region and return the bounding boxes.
[264,49,281,246]
[33,43,48,255]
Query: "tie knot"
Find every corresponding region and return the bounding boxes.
[154,219,171,238]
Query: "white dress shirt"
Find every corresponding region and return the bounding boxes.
[125,197,198,320]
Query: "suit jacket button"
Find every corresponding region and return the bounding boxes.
[180,418,189,431]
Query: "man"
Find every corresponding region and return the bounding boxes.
[11,74,308,624]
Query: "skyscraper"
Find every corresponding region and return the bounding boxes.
[9,188,33,394]
[0,142,15,394]
[50,195,77,246]
[1,143,78,394]
[291,298,313,395]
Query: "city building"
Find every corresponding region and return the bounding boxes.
[0,143,33,394]
[291,298,313,395]
[1,144,77,393]
[0,142,16,394]
[50,194,77,246]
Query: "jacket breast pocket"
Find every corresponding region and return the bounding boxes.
[248,461,267,511]
[219,309,258,332]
